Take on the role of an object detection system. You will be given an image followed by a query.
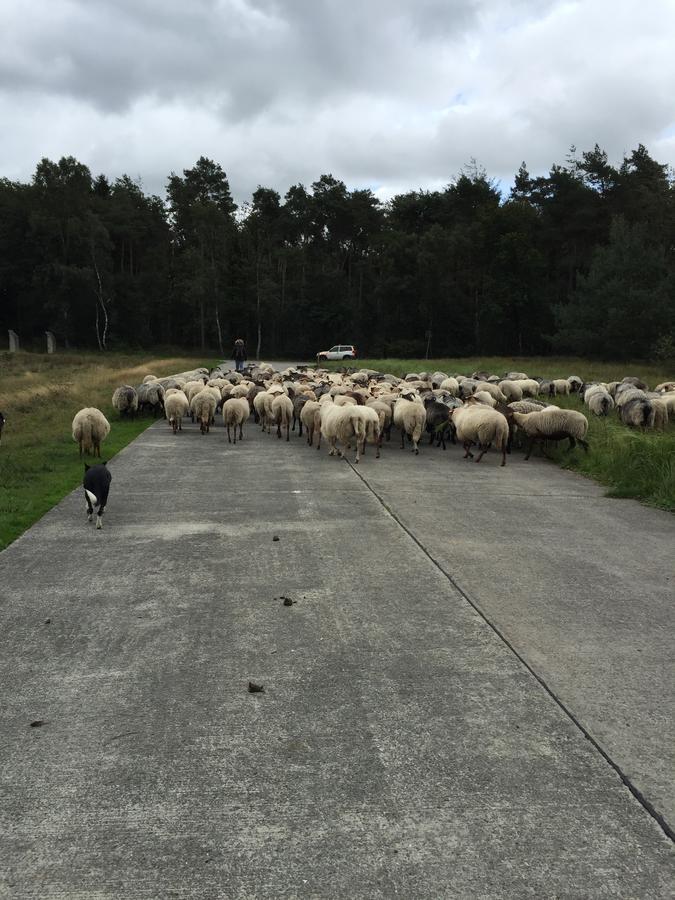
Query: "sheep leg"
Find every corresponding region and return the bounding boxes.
[524,438,536,460]
[239,423,244,441]
[579,438,589,452]
[463,442,474,459]
[475,442,492,463]
[277,421,282,439]
[298,420,303,437]
[400,428,405,449]
[286,423,290,442]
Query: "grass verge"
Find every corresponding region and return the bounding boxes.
[337,357,675,511]
[0,351,212,550]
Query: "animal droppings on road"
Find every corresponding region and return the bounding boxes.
[29,720,45,727]
[281,596,294,606]
[248,681,265,693]
[272,535,280,541]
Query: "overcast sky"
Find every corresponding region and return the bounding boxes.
[2,0,674,205]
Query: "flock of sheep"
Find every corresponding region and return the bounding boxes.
[70,364,675,466]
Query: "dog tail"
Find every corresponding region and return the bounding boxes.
[85,489,98,506]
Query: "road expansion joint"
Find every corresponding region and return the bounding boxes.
[343,456,675,846]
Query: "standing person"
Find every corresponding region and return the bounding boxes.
[233,338,246,373]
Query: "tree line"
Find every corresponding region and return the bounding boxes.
[1,144,673,361]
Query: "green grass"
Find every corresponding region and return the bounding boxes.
[336,357,675,511]
[0,351,213,550]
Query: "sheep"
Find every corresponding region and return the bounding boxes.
[320,404,358,458]
[112,385,138,419]
[473,390,497,407]
[165,391,189,434]
[191,390,217,434]
[222,397,250,443]
[505,372,530,381]
[650,397,669,430]
[424,399,453,449]
[300,400,321,447]
[72,408,110,457]
[615,387,649,408]
[586,387,614,416]
[393,392,426,454]
[474,381,507,403]
[657,392,675,417]
[253,391,274,433]
[499,380,523,402]
[655,381,675,393]
[316,404,370,462]
[619,397,655,429]
[366,398,393,443]
[550,379,570,396]
[438,377,460,396]
[621,376,648,390]
[348,406,381,461]
[137,381,165,418]
[567,375,583,393]
[538,380,554,396]
[142,374,158,384]
[271,394,293,441]
[519,379,541,398]
[512,409,589,459]
[450,403,509,465]
[334,394,358,407]
[508,400,548,414]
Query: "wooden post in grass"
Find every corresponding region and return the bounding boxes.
[45,331,56,354]
[8,330,19,352]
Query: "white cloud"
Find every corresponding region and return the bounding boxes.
[1,0,674,202]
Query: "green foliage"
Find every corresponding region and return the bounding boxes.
[1,144,674,360]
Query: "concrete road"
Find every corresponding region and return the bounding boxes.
[0,409,673,898]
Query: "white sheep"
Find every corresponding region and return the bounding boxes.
[222,397,250,443]
[498,380,523,402]
[191,390,217,435]
[393,392,426,454]
[348,405,381,461]
[474,381,507,403]
[519,379,541,398]
[271,394,293,441]
[165,392,189,434]
[72,408,110,457]
[319,404,365,461]
[473,390,497,407]
[655,381,675,393]
[300,400,322,447]
[512,409,589,459]
[585,387,614,416]
[450,403,509,466]
[550,379,571,396]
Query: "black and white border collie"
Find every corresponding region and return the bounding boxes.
[83,462,112,529]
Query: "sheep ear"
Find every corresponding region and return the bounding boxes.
[101,461,107,466]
